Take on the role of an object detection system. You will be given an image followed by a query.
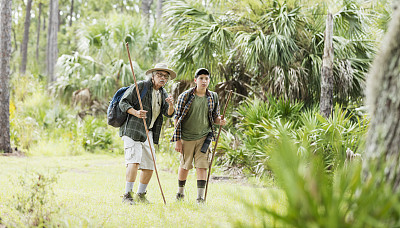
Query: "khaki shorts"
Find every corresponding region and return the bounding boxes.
[122,132,156,170]
[180,136,210,170]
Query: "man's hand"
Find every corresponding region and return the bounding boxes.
[165,95,174,106]
[135,110,148,119]
[175,140,183,153]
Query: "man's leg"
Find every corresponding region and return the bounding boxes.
[126,163,139,193]
[137,169,153,194]
[123,163,139,204]
[196,168,207,201]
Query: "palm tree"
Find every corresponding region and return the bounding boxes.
[52,13,164,107]
[165,0,376,105]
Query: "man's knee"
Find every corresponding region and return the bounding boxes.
[127,163,139,169]
[141,169,154,173]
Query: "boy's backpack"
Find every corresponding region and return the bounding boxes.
[107,84,148,127]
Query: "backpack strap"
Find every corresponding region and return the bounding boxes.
[140,83,149,101]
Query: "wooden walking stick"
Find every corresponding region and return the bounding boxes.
[125,43,167,205]
[204,90,233,202]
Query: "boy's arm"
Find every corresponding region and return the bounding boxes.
[174,117,183,153]
[212,92,223,124]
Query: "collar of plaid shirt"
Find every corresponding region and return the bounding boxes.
[171,87,219,142]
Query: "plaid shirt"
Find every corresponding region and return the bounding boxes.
[171,87,220,142]
[119,79,174,145]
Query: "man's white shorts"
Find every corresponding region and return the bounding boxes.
[122,132,156,170]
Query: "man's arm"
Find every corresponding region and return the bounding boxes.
[165,94,175,116]
[127,108,147,119]
[119,83,147,119]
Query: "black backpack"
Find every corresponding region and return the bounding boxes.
[107,84,148,127]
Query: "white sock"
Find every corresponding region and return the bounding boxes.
[178,187,185,194]
[137,183,148,194]
[197,180,206,199]
[178,180,186,194]
[197,187,205,199]
[125,182,134,194]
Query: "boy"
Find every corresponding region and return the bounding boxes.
[171,68,226,203]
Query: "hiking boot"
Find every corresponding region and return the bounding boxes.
[176,193,185,201]
[196,197,205,204]
[136,191,150,204]
[122,192,135,205]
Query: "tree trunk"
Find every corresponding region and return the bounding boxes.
[11,26,17,53]
[43,12,46,31]
[365,2,400,191]
[58,9,61,31]
[69,0,74,26]
[20,0,32,75]
[319,13,334,118]
[0,0,13,153]
[36,2,42,60]
[141,0,154,25]
[46,0,59,83]
[156,0,162,25]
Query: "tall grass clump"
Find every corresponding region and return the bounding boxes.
[235,132,400,227]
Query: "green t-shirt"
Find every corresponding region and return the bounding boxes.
[181,94,211,141]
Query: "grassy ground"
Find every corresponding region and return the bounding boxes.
[0,154,285,227]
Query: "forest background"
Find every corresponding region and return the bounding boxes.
[1,0,400,227]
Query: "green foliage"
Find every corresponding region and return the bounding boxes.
[10,73,123,156]
[218,97,367,177]
[165,0,234,81]
[52,13,164,104]
[82,115,114,153]
[166,0,377,105]
[236,133,400,228]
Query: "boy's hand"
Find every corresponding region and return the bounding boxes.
[216,116,226,126]
[175,140,183,153]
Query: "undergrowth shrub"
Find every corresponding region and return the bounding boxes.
[218,97,368,177]
[10,73,122,155]
[6,171,61,227]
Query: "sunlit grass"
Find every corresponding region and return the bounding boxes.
[0,154,284,227]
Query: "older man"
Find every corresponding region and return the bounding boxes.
[119,63,176,205]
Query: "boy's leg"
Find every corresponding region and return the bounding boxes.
[196,168,207,201]
[177,167,189,196]
[193,136,211,202]
[177,139,195,200]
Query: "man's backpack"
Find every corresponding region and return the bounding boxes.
[107,84,148,127]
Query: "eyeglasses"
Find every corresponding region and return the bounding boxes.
[154,71,170,79]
